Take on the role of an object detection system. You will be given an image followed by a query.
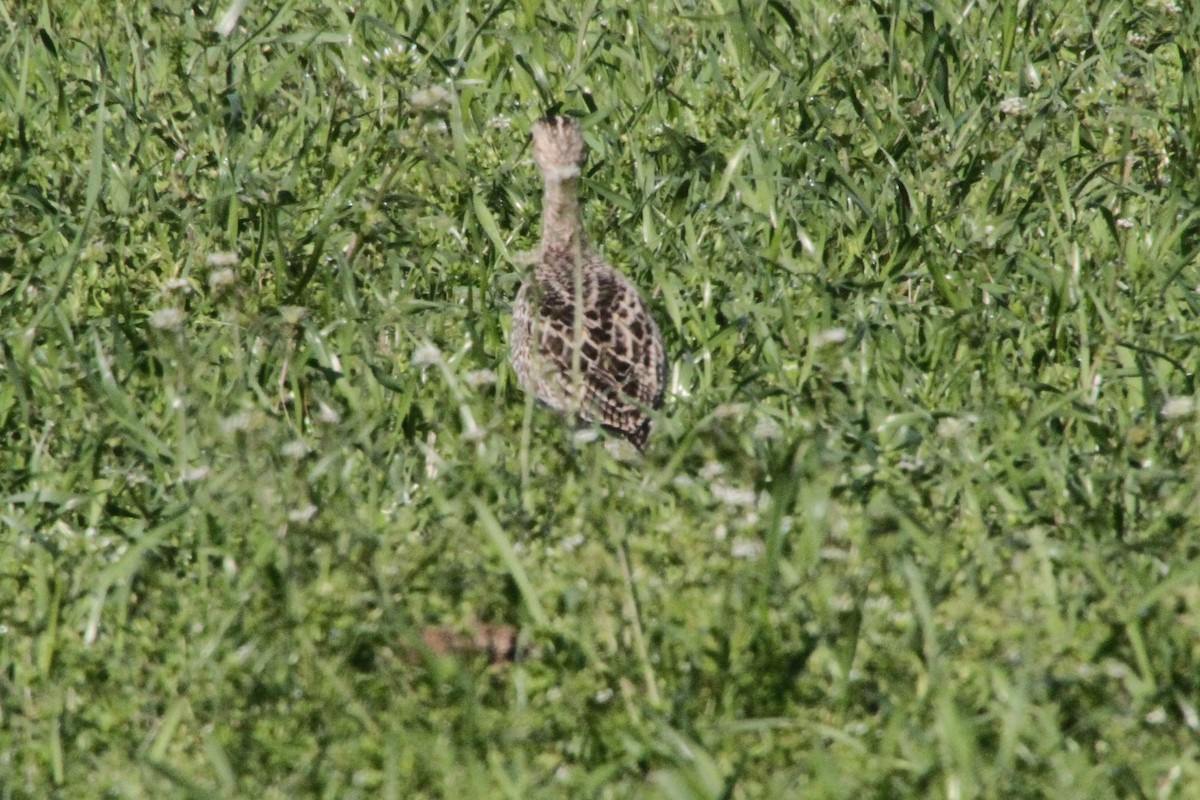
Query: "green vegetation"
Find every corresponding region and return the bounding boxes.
[2,0,1199,797]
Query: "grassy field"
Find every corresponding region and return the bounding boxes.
[2,0,1199,797]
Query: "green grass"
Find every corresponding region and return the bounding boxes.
[2,0,1199,797]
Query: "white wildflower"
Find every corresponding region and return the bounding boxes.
[753,417,783,440]
[998,97,1027,116]
[279,305,307,325]
[209,268,236,290]
[149,307,185,330]
[572,429,600,445]
[936,415,977,439]
[464,369,497,388]
[179,466,210,483]
[711,484,757,507]
[220,411,253,434]
[410,85,452,112]
[288,504,317,523]
[812,327,848,348]
[731,538,765,559]
[206,251,239,267]
[412,342,442,367]
[317,401,342,424]
[1162,396,1195,419]
[282,440,310,460]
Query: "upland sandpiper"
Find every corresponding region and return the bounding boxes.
[510,116,667,451]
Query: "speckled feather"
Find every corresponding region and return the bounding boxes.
[510,116,667,451]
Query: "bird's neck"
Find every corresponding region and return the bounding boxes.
[538,175,585,267]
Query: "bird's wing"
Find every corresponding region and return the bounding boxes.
[534,268,665,445]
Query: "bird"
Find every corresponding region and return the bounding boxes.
[510,115,667,451]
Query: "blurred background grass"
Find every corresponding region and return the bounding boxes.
[1,0,1199,797]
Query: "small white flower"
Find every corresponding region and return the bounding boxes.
[206,251,239,267]
[812,327,848,348]
[282,440,310,460]
[209,268,236,290]
[936,415,977,439]
[572,428,600,445]
[711,484,757,507]
[1162,396,1195,419]
[464,369,497,388]
[593,688,614,704]
[288,504,317,523]
[279,305,307,325]
[180,466,210,482]
[410,85,453,111]
[731,538,765,559]
[371,45,401,62]
[412,342,442,367]
[220,411,253,434]
[998,96,1027,116]
[164,277,191,291]
[1115,218,1134,230]
[149,307,185,330]
[317,401,342,424]
[753,417,783,440]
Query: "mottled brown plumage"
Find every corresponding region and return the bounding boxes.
[510,116,667,451]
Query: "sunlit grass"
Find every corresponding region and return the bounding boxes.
[2,1,1199,798]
